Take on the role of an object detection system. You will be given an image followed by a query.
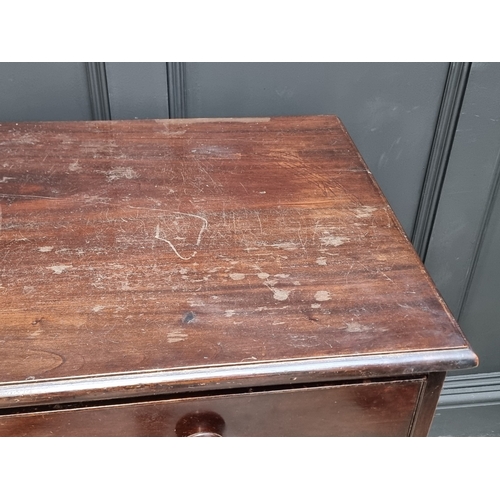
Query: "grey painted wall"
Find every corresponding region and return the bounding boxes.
[425,63,500,374]
[106,63,169,120]
[431,403,500,437]
[457,172,500,374]
[0,62,92,121]
[184,62,449,236]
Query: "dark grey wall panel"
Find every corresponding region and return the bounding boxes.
[86,63,111,120]
[457,172,500,374]
[0,62,92,121]
[412,63,471,259]
[167,63,186,118]
[431,372,500,436]
[425,63,500,320]
[105,63,169,120]
[431,404,500,436]
[184,62,449,235]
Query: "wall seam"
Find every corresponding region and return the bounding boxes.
[85,62,111,121]
[166,62,187,119]
[412,62,471,260]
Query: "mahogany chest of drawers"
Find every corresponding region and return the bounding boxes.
[0,115,477,436]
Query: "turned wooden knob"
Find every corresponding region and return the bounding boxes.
[187,431,222,437]
[175,411,225,437]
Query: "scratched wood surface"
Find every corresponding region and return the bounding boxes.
[0,116,476,386]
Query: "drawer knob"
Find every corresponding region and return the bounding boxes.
[188,431,222,438]
[175,411,225,437]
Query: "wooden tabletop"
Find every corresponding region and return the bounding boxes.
[0,116,477,407]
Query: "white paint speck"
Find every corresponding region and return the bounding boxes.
[271,242,298,251]
[274,274,290,278]
[273,289,290,301]
[314,291,331,302]
[353,207,377,218]
[311,303,321,309]
[316,257,327,266]
[106,166,138,182]
[257,272,270,280]
[345,322,370,333]
[229,273,245,281]
[188,298,205,307]
[38,246,54,253]
[47,265,73,274]
[225,310,236,317]
[320,236,349,247]
[92,305,105,313]
[68,161,81,172]
[264,279,278,287]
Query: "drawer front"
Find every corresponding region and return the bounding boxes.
[0,379,424,437]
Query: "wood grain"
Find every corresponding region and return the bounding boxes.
[0,116,477,407]
[0,379,424,437]
[410,371,446,436]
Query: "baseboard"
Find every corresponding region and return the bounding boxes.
[437,371,500,409]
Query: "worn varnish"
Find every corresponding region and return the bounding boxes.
[0,116,477,434]
[0,379,424,437]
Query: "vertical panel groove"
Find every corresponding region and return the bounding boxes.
[458,152,500,320]
[412,62,471,260]
[166,63,187,118]
[85,63,111,120]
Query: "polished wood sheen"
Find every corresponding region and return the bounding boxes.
[0,379,424,437]
[0,116,477,435]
